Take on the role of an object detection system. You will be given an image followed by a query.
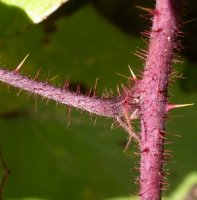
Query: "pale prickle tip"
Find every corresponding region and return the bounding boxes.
[128,65,137,80]
[166,103,194,111]
[134,5,154,13]
[116,65,137,81]
[49,74,60,82]
[14,54,29,73]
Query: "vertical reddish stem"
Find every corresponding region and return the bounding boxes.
[139,0,182,200]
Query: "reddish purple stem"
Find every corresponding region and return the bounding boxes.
[0,68,122,118]
[0,0,183,199]
[139,0,182,199]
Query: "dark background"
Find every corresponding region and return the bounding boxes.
[0,0,197,199]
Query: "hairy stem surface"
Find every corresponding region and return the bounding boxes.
[139,0,182,199]
[0,0,184,199]
[0,68,122,118]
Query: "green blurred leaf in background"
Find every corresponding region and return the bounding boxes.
[0,0,69,38]
[0,0,197,200]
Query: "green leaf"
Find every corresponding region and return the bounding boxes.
[1,0,68,23]
[0,0,68,38]
[169,172,197,200]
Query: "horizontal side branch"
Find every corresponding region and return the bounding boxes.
[0,68,122,118]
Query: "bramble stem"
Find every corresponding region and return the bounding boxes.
[139,0,182,199]
[0,0,184,199]
[0,68,123,118]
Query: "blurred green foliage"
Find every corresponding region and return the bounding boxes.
[0,0,68,24]
[0,0,197,200]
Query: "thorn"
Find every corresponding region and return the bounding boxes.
[183,18,197,25]
[116,72,130,80]
[117,66,137,81]
[121,85,128,95]
[141,30,151,37]
[102,88,109,98]
[164,149,172,153]
[166,103,194,111]
[135,50,147,60]
[49,74,59,82]
[111,121,116,129]
[76,84,81,95]
[109,88,113,97]
[67,106,71,128]
[133,51,146,60]
[141,37,149,45]
[128,65,137,80]
[89,112,94,120]
[101,89,108,98]
[135,5,154,13]
[16,88,23,96]
[93,118,97,126]
[120,83,125,89]
[34,68,41,81]
[46,98,50,105]
[88,87,92,97]
[63,80,69,90]
[116,85,121,96]
[55,99,59,107]
[93,78,99,97]
[163,152,173,158]
[14,54,29,73]
[172,58,183,64]
[116,116,139,152]
[26,92,32,102]
[123,135,132,153]
[174,134,181,138]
